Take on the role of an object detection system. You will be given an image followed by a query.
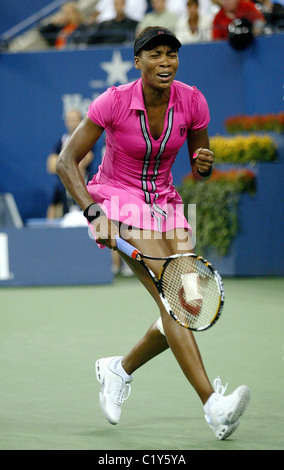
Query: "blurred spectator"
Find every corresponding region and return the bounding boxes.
[87,0,138,44]
[94,0,147,23]
[47,110,94,218]
[253,0,284,31]
[175,0,212,43]
[158,0,218,19]
[136,0,178,34]
[167,0,219,18]
[165,0,188,16]
[212,0,266,40]
[270,0,284,29]
[39,2,88,48]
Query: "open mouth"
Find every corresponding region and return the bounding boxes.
[157,72,172,81]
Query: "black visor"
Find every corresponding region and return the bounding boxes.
[134,27,181,56]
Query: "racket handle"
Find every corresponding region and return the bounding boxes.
[115,236,139,259]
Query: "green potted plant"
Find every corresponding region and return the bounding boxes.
[179,169,256,256]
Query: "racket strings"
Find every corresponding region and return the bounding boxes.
[160,256,221,330]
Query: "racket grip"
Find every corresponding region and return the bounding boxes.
[115,236,139,259]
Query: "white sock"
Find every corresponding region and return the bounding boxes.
[112,357,133,382]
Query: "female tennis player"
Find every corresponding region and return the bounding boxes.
[56,26,250,440]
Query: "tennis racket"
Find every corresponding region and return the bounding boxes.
[116,236,225,331]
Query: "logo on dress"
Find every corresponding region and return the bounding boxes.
[179,125,187,137]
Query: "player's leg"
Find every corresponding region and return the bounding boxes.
[119,319,169,375]
[95,228,170,425]
[161,229,250,440]
[118,226,214,405]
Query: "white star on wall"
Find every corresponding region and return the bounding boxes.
[100,50,134,86]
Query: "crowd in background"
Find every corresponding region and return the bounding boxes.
[4,0,284,52]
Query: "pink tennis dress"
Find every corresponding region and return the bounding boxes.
[86,78,210,238]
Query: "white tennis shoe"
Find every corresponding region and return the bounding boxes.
[204,377,251,440]
[95,356,132,425]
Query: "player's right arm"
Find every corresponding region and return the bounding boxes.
[56,116,118,248]
[56,116,103,210]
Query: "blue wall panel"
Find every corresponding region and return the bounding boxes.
[0,227,112,286]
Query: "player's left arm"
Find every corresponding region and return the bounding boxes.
[187,127,214,182]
